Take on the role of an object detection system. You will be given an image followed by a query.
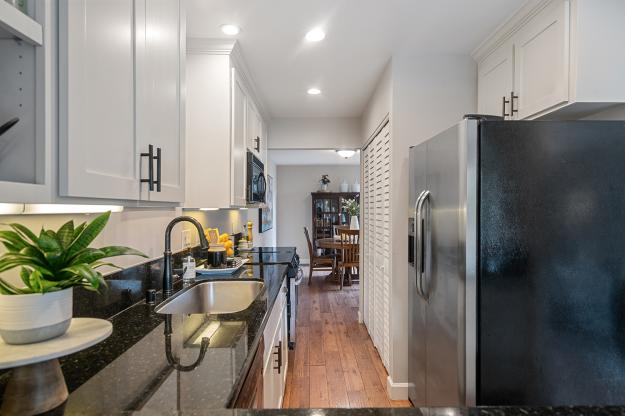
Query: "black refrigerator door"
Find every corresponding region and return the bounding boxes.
[478,121,625,406]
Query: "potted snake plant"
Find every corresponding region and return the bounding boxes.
[0,211,146,345]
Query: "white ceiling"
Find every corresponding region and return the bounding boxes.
[269,149,360,166]
[187,0,524,118]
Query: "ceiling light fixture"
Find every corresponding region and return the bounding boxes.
[336,150,357,159]
[305,28,326,42]
[220,24,241,36]
[307,88,321,95]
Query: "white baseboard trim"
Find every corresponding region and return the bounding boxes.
[357,310,362,323]
[386,375,409,400]
[299,258,310,266]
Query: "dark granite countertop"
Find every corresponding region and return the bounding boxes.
[60,261,289,414]
[3,245,625,415]
[240,246,297,265]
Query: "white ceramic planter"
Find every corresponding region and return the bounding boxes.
[340,181,349,192]
[0,288,73,345]
[350,215,360,230]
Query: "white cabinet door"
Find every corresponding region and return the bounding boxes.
[246,99,262,160]
[231,68,247,207]
[514,0,570,119]
[263,302,286,408]
[136,0,184,202]
[59,0,140,200]
[279,301,288,402]
[477,42,514,119]
[261,121,269,168]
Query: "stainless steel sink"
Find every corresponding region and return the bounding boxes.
[155,280,264,315]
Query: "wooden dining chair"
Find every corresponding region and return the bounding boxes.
[304,227,336,285]
[338,228,360,290]
[333,225,349,238]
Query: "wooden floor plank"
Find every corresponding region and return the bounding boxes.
[282,269,411,410]
[308,320,325,366]
[309,365,330,408]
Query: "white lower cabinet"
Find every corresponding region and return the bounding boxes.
[59,0,184,203]
[262,280,288,409]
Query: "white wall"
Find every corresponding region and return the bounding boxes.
[276,165,360,263]
[269,117,361,149]
[360,53,477,398]
[0,207,258,286]
[583,104,625,120]
[388,54,476,394]
[362,61,393,143]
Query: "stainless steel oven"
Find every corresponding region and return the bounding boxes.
[246,151,266,204]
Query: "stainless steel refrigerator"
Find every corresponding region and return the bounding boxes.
[408,117,625,407]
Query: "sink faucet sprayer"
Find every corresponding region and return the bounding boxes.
[162,216,209,299]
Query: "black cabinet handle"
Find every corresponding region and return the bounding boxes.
[141,145,155,191]
[273,341,282,373]
[510,91,519,116]
[155,147,162,192]
[502,96,510,118]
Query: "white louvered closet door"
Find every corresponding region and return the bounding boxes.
[362,122,391,371]
[362,146,372,331]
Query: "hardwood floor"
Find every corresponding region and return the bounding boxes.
[282,269,412,409]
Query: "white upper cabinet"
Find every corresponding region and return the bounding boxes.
[59,0,139,201]
[477,41,515,119]
[136,0,185,202]
[185,39,267,209]
[513,0,570,119]
[0,1,51,203]
[247,100,263,160]
[231,68,248,207]
[59,0,184,203]
[474,0,625,120]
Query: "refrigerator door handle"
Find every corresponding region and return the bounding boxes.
[420,192,432,300]
[414,190,426,298]
[416,190,430,300]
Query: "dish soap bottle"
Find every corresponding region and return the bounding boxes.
[182,255,196,284]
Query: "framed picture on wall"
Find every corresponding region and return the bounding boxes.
[259,174,274,233]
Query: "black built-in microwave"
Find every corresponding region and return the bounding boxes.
[246,151,266,204]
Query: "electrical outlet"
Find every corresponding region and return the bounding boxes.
[182,229,191,249]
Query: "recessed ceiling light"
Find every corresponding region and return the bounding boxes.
[305,28,326,42]
[220,24,241,36]
[307,88,322,95]
[336,150,357,159]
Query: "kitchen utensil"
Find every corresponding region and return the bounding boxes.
[0,118,19,137]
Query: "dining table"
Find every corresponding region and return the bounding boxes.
[316,236,360,286]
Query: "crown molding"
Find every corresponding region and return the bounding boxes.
[471,0,554,62]
[186,38,235,55]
